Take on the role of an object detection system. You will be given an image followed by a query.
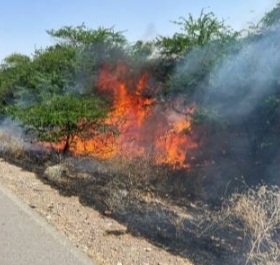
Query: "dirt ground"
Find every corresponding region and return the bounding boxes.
[0,159,193,265]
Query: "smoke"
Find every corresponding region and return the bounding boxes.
[0,118,29,152]
[0,116,52,156]
[207,27,280,121]
[142,22,157,41]
[66,42,130,96]
[171,26,280,118]
[0,118,22,136]
[170,25,280,190]
[1,20,279,182]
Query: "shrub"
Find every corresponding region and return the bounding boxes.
[200,185,280,264]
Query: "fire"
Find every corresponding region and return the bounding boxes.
[155,118,197,168]
[50,63,198,168]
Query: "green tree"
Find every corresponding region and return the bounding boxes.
[47,23,127,47]
[1,25,128,110]
[0,53,33,113]
[7,94,107,153]
[31,44,77,97]
[128,40,155,60]
[156,9,239,59]
[2,24,127,154]
[155,9,240,102]
[260,1,280,27]
[46,24,128,94]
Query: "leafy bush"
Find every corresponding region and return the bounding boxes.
[156,9,239,59]
[7,94,107,153]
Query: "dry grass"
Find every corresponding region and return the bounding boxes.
[2,131,279,264]
[200,184,280,265]
[0,130,25,159]
[107,155,169,195]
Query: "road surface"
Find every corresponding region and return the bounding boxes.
[0,184,97,265]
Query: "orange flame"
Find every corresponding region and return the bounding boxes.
[50,63,198,168]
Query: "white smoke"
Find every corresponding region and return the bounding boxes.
[208,26,280,120]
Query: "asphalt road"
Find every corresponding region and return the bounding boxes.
[0,184,97,265]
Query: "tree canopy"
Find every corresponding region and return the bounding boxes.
[0,4,279,168]
[7,95,107,153]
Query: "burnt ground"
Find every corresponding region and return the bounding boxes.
[0,147,260,265]
[1,115,279,265]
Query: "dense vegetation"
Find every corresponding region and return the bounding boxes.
[1,4,279,264]
[0,4,279,182]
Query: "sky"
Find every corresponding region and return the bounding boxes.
[0,0,277,61]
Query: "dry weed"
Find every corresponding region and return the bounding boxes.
[200,184,280,265]
[0,130,25,159]
[107,155,163,191]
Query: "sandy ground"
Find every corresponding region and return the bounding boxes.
[0,159,193,265]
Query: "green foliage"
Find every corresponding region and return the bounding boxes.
[0,4,279,167]
[0,53,33,111]
[1,24,129,151]
[31,44,77,96]
[156,9,241,101]
[192,105,226,133]
[262,95,280,126]
[128,40,155,60]
[1,53,31,67]
[156,9,239,58]
[0,54,32,89]
[260,1,280,27]
[33,45,76,74]
[7,94,107,152]
[45,25,129,95]
[47,23,127,47]
[252,95,280,156]
[0,8,280,264]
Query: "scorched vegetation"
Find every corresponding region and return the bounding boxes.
[0,3,279,265]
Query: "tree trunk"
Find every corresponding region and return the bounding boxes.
[63,134,71,154]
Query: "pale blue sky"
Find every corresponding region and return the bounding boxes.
[0,0,276,61]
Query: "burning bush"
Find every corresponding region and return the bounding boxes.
[0,5,280,264]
